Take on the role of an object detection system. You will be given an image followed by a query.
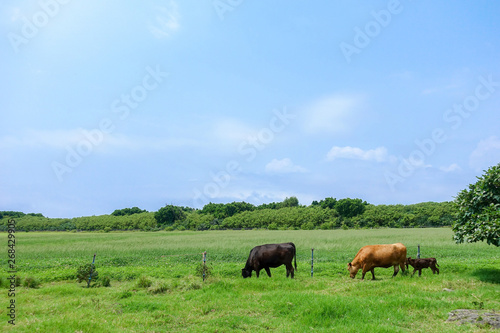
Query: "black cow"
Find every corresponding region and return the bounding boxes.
[406,257,440,276]
[242,242,297,278]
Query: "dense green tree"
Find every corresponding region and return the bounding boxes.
[335,198,367,218]
[453,163,500,246]
[319,197,337,209]
[281,196,299,208]
[112,207,147,216]
[155,205,186,227]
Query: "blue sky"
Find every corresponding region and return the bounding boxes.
[1,0,499,218]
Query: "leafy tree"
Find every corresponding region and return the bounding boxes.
[335,198,367,218]
[319,197,337,209]
[281,196,299,208]
[112,207,147,216]
[155,205,186,226]
[76,263,99,287]
[453,163,500,246]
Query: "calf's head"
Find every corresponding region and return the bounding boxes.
[241,268,252,278]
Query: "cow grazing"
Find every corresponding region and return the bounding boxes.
[242,242,297,278]
[406,257,439,277]
[347,243,407,280]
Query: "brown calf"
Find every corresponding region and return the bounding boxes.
[406,257,439,277]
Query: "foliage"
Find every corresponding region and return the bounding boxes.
[100,275,111,287]
[201,201,254,219]
[76,263,99,286]
[136,276,153,288]
[23,276,41,289]
[0,198,456,232]
[335,198,367,218]
[111,207,147,216]
[453,163,500,246]
[155,205,186,226]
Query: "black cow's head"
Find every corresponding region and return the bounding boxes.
[241,268,252,278]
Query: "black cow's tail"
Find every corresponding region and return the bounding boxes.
[292,242,297,271]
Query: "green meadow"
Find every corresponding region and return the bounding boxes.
[1,228,499,332]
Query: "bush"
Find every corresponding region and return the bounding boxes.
[100,275,111,287]
[136,276,152,288]
[268,223,278,230]
[195,263,212,279]
[76,263,99,286]
[148,280,170,294]
[23,277,41,289]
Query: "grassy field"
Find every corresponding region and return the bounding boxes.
[1,228,499,332]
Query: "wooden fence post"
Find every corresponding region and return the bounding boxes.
[417,244,420,259]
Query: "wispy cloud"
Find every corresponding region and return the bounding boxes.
[469,136,500,171]
[148,1,180,39]
[439,163,461,173]
[326,146,391,162]
[265,158,307,174]
[302,94,364,135]
[0,129,201,153]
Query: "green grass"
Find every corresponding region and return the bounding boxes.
[1,228,499,332]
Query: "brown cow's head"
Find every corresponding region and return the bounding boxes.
[347,262,358,279]
[241,268,252,278]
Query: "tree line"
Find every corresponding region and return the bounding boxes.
[0,198,455,232]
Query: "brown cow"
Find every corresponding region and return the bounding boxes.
[406,257,439,277]
[347,243,407,280]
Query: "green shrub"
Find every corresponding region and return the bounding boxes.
[76,263,99,286]
[100,275,111,287]
[136,276,152,288]
[23,277,41,289]
[195,263,212,279]
[148,280,170,294]
[268,223,278,230]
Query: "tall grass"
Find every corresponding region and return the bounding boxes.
[1,229,499,332]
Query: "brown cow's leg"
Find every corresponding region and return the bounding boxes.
[264,267,271,278]
[371,268,376,280]
[392,265,399,277]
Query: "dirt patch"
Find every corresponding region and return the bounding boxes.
[447,309,500,328]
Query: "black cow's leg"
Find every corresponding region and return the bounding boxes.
[256,269,260,278]
[418,269,421,277]
[265,267,271,278]
[285,264,294,278]
[412,269,416,277]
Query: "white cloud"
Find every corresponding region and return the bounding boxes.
[212,118,256,143]
[439,163,461,173]
[265,158,307,174]
[302,94,364,134]
[326,146,390,162]
[0,129,84,149]
[0,129,201,153]
[148,1,180,39]
[469,136,500,171]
